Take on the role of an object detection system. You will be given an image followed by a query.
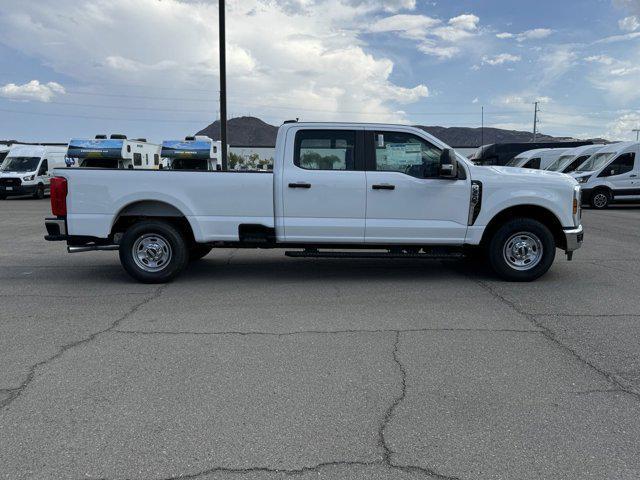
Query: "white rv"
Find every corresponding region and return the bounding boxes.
[505,148,569,170]
[67,135,161,169]
[0,144,67,199]
[545,144,604,174]
[161,136,221,171]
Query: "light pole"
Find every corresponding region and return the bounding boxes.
[219,0,228,170]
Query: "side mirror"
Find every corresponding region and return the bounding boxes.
[439,149,458,178]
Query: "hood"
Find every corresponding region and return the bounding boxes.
[473,165,578,187]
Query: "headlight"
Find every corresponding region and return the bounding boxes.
[576,175,590,184]
[573,185,581,226]
[22,175,35,181]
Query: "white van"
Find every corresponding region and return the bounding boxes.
[0,144,67,199]
[0,144,10,164]
[161,136,221,171]
[505,148,569,170]
[572,142,640,208]
[67,135,161,169]
[545,144,604,174]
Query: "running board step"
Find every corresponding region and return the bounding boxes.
[284,250,465,259]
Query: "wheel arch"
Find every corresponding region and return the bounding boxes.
[480,204,566,250]
[110,200,197,245]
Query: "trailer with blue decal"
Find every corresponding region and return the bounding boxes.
[161,136,221,171]
[67,135,161,169]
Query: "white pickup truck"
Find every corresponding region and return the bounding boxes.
[44,122,583,283]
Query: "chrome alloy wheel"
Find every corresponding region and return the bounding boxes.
[592,192,608,208]
[502,232,543,271]
[132,233,172,272]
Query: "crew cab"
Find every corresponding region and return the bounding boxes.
[44,122,583,283]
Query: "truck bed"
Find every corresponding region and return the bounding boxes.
[55,168,275,242]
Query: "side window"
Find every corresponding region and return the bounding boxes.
[154,154,159,166]
[599,152,635,177]
[524,158,541,169]
[38,159,48,175]
[374,131,441,178]
[133,153,142,166]
[294,130,356,170]
[564,155,588,173]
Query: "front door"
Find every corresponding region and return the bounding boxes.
[599,152,637,198]
[364,130,470,244]
[281,128,366,243]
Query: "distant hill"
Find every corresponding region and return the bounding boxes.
[197,117,278,146]
[197,116,602,147]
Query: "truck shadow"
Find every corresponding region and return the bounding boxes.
[181,255,496,283]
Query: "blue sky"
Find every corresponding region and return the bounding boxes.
[1,0,640,143]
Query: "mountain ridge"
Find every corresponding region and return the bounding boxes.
[197,116,603,147]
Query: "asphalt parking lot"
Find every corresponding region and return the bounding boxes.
[1,198,639,480]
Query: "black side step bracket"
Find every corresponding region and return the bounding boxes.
[284,250,465,260]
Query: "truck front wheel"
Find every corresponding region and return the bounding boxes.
[487,218,556,282]
[119,220,189,283]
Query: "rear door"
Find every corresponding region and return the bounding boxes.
[281,128,366,243]
[364,129,470,244]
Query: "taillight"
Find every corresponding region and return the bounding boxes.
[50,177,67,217]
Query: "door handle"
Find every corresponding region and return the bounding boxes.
[372,184,395,190]
[630,174,637,178]
[288,182,311,189]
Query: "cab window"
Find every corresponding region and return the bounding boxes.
[38,160,48,176]
[599,152,635,177]
[373,131,441,178]
[294,130,356,170]
[523,157,541,169]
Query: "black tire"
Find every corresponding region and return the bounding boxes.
[119,220,189,283]
[33,184,45,200]
[189,244,213,261]
[487,218,556,282]
[590,189,611,209]
[0,194,6,200]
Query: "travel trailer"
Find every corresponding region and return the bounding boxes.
[0,144,67,199]
[505,148,569,170]
[572,142,640,208]
[161,136,221,171]
[545,144,605,174]
[67,135,161,169]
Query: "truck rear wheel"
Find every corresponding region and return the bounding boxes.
[119,220,189,283]
[487,218,556,282]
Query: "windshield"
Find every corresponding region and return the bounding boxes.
[546,155,573,171]
[505,156,525,167]
[575,152,615,172]
[0,156,40,172]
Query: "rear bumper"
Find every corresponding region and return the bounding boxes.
[44,217,68,241]
[564,225,584,252]
[0,184,37,196]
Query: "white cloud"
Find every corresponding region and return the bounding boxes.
[606,112,640,140]
[496,28,552,42]
[369,12,480,59]
[585,54,616,65]
[481,53,521,66]
[0,0,428,122]
[619,15,640,31]
[0,80,65,102]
